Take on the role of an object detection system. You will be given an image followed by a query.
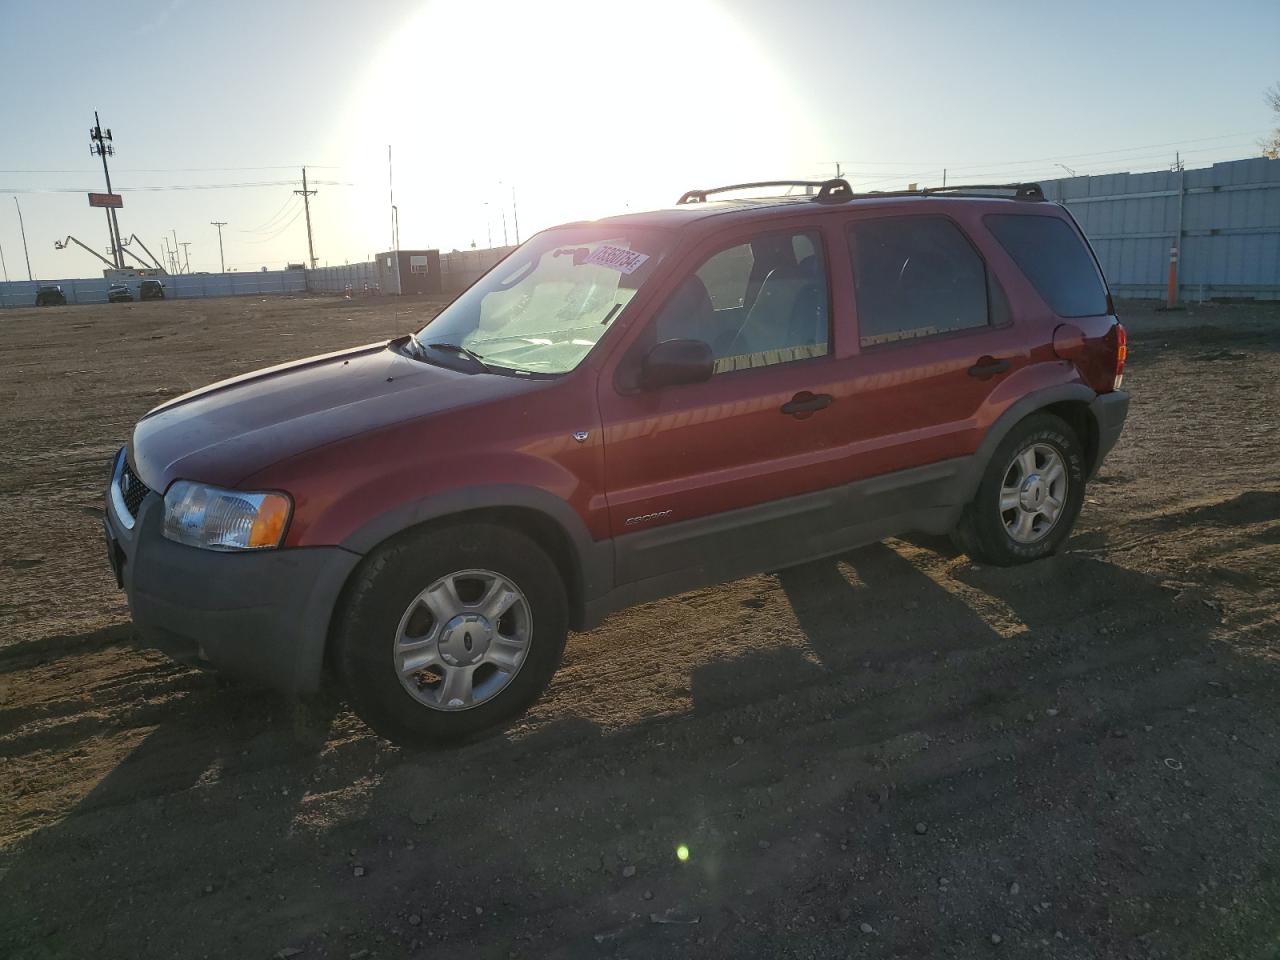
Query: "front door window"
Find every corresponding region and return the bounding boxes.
[652,229,830,374]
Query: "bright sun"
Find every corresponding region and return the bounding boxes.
[334,0,819,255]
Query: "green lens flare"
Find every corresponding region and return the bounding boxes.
[676,844,690,861]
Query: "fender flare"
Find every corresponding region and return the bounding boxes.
[339,483,614,616]
[959,383,1099,501]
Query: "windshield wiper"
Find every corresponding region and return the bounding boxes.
[423,340,492,373]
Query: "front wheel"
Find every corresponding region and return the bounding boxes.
[333,523,568,746]
[951,413,1086,565]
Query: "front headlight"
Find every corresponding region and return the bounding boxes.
[162,481,292,551]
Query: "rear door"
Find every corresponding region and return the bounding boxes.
[597,221,850,586]
[828,209,1030,484]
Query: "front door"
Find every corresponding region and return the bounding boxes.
[598,223,848,586]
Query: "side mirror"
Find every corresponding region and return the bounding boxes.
[641,339,714,390]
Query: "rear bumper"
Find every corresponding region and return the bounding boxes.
[104,487,361,693]
[1089,390,1130,476]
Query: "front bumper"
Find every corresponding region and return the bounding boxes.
[1089,389,1130,477]
[104,482,361,694]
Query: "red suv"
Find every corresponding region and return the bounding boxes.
[104,179,1129,744]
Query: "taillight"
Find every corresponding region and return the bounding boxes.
[1113,323,1127,390]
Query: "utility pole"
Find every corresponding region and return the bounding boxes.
[386,146,400,295]
[1166,152,1185,309]
[210,221,227,273]
[294,166,317,269]
[14,197,32,280]
[0,234,9,282]
[387,146,395,255]
[90,111,125,269]
[171,229,180,273]
[180,241,192,273]
[512,184,520,245]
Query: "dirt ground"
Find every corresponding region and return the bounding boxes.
[1,293,1277,960]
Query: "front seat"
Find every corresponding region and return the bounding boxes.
[654,273,717,347]
[727,255,826,356]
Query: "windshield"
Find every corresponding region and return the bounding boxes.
[415,226,670,374]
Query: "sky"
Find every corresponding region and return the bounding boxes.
[1,0,1276,281]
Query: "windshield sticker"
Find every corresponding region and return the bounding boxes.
[584,244,650,275]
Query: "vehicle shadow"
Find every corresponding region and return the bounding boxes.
[2,545,1276,960]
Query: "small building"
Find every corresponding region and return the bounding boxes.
[376,249,442,296]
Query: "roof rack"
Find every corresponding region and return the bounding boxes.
[676,178,853,205]
[865,183,1046,202]
[675,179,1044,206]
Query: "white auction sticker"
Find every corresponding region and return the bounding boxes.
[585,244,650,274]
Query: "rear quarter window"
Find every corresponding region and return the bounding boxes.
[984,214,1108,317]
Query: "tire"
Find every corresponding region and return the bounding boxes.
[333,522,568,746]
[951,413,1086,566]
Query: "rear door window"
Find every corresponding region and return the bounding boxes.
[847,216,989,347]
[984,214,1108,317]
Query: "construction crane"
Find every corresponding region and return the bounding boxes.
[120,234,167,273]
[54,235,116,270]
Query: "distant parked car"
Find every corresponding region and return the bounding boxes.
[35,285,66,306]
[139,279,166,301]
[107,282,133,303]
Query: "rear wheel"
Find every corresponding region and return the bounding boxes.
[333,523,568,746]
[951,413,1086,565]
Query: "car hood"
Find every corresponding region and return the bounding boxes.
[130,338,538,491]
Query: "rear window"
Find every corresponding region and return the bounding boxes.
[985,214,1108,317]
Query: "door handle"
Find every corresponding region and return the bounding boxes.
[967,356,1010,379]
[780,391,833,417]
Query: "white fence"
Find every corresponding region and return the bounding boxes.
[1043,156,1280,301]
[305,262,385,295]
[0,269,306,308]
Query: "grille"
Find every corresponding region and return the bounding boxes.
[118,461,152,519]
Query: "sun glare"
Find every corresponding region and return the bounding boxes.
[335,0,818,255]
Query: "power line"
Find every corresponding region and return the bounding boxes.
[241,206,304,244]
[839,139,1261,191]
[0,164,343,174]
[0,179,352,194]
[240,194,301,234]
[917,141,1261,183]
[828,130,1267,169]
